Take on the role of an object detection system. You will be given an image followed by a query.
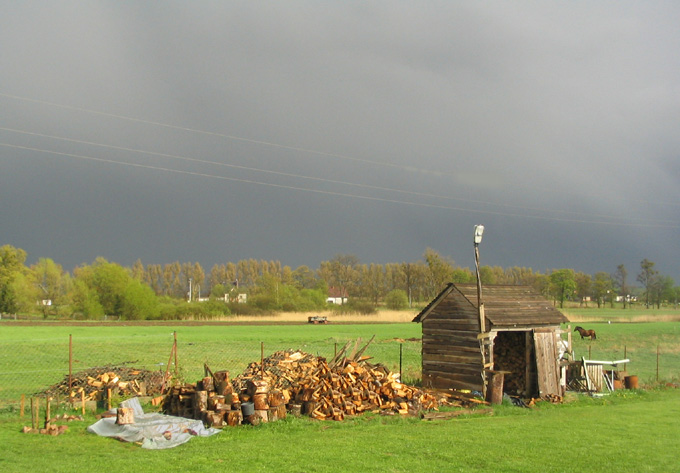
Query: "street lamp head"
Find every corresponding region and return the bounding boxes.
[474,225,485,245]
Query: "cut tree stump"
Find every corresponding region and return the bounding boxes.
[116,407,135,425]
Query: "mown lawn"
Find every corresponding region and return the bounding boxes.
[0,388,678,472]
[1,321,679,404]
[1,322,679,472]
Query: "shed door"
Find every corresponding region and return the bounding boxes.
[533,331,561,396]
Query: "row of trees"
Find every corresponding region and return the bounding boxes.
[0,244,677,320]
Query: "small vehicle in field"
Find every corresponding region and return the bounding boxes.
[307,315,328,324]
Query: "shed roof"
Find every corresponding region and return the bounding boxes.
[412,283,567,327]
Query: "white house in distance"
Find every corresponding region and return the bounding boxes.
[326,287,348,305]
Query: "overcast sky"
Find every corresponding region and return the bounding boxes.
[1,1,679,282]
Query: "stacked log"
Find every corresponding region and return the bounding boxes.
[163,339,474,426]
[492,332,527,395]
[164,368,242,427]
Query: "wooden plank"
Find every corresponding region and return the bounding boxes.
[422,331,479,343]
[422,330,479,340]
[424,324,478,332]
[422,362,483,377]
[423,372,484,392]
[423,352,482,364]
[422,338,480,350]
[425,319,480,330]
[533,331,561,396]
[422,344,482,355]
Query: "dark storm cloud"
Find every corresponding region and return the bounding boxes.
[1,1,678,279]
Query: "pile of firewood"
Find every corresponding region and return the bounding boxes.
[42,366,166,401]
[21,414,84,436]
[492,332,527,394]
[163,338,476,426]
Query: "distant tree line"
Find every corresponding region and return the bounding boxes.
[0,244,677,320]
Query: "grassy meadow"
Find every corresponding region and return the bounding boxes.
[0,322,425,404]
[1,318,679,404]
[0,385,678,472]
[1,319,679,472]
[561,306,680,323]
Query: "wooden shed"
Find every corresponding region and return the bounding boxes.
[412,283,568,397]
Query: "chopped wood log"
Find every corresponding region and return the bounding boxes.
[201,376,214,392]
[216,381,232,396]
[162,340,482,425]
[226,410,242,426]
[42,366,165,401]
[213,370,230,384]
[204,410,224,427]
[268,390,285,407]
[268,406,280,422]
[244,414,261,426]
[247,379,269,396]
[116,407,135,425]
[253,393,269,410]
[193,391,208,418]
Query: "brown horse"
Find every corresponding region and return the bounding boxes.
[574,326,597,340]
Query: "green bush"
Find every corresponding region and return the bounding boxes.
[157,302,178,320]
[174,300,230,320]
[226,302,264,316]
[385,289,409,310]
[121,279,160,320]
[330,299,377,315]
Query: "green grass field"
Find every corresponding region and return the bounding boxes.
[1,321,679,472]
[568,321,680,384]
[562,306,680,322]
[1,321,679,404]
[0,323,425,404]
[0,322,680,404]
[0,388,678,472]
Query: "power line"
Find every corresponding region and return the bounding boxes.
[0,91,413,172]
[3,91,676,211]
[3,125,668,224]
[2,141,678,229]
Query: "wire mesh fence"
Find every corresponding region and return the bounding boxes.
[0,331,423,408]
[2,327,677,409]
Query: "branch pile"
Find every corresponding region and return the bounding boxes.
[42,366,166,401]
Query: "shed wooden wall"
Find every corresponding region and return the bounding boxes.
[421,296,484,391]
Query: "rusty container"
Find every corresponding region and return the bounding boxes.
[624,375,639,389]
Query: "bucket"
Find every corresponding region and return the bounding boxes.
[624,375,639,389]
[241,401,254,417]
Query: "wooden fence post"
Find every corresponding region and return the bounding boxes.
[174,331,178,376]
[69,334,73,402]
[399,343,403,381]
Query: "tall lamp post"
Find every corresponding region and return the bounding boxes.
[474,225,485,333]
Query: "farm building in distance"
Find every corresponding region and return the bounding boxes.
[412,283,568,398]
[326,287,349,305]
